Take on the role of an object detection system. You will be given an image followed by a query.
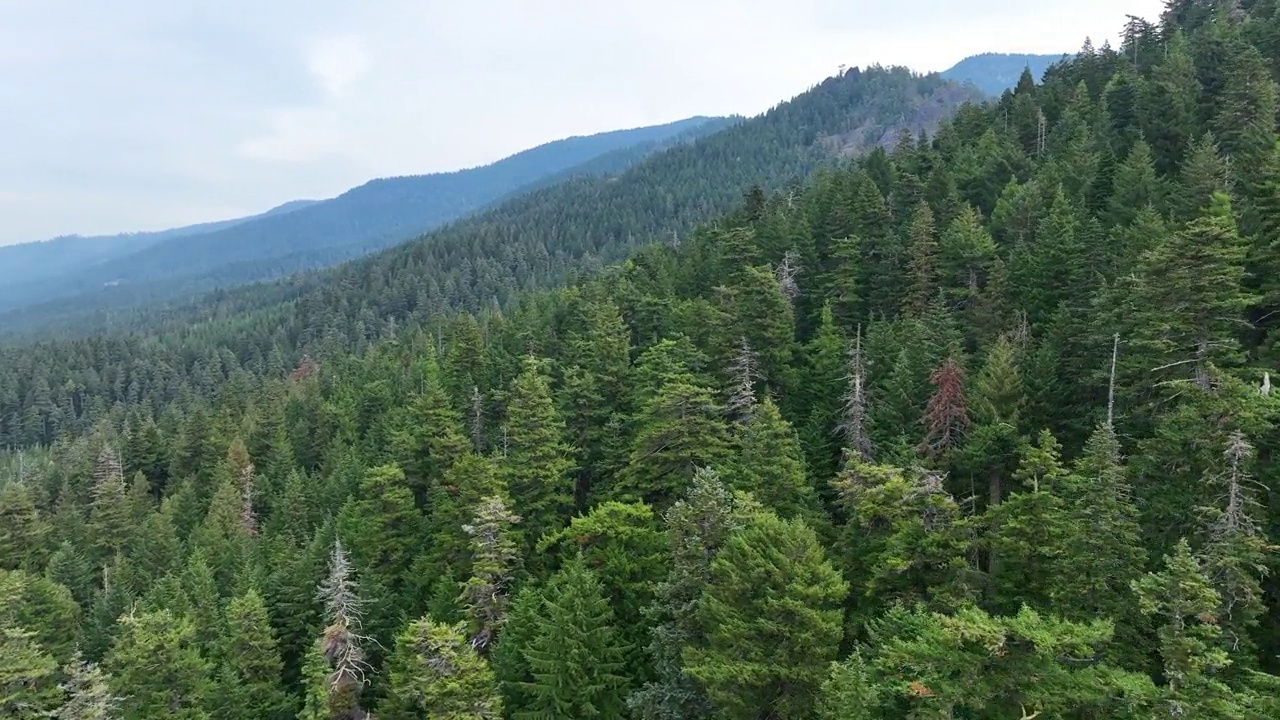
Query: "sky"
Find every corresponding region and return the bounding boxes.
[0,0,1167,246]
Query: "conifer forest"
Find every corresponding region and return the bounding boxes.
[8,2,1280,719]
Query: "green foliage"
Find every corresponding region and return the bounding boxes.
[385,618,502,720]
[684,511,847,720]
[214,589,291,720]
[510,556,631,719]
[106,610,212,720]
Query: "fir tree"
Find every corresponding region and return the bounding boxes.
[106,610,212,720]
[904,201,940,316]
[500,357,575,556]
[684,511,846,720]
[459,495,521,653]
[0,481,48,571]
[392,350,471,507]
[299,541,371,720]
[214,589,290,720]
[384,618,502,720]
[54,653,120,720]
[516,556,631,719]
[628,469,748,720]
[731,397,820,521]
[89,445,131,557]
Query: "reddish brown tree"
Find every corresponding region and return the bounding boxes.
[919,358,970,460]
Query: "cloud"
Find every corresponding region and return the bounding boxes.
[0,0,1169,245]
[307,35,372,98]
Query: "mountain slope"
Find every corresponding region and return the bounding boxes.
[0,116,728,319]
[942,52,1067,95]
[0,199,320,299]
[0,66,981,340]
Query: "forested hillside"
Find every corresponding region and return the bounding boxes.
[941,52,1069,95]
[0,199,320,308]
[0,66,974,340]
[0,117,728,326]
[7,2,1280,719]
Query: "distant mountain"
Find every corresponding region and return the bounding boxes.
[942,52,1068,96]
[1,66,984,339]
[0,199,320,294]
[0,117,729,320]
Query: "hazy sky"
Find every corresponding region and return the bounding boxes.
[0,0,1166,245]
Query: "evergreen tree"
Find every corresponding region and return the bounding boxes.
[337,464,424,612]
[515,556,631,719]
[459,495,521,653]
[0,481,48,571]
[628,469,748,720]
[392,350,471,507]
[299,541,371,720]
[730,397,820,521]
[684,511,846,720]
[1118,192,1254,405]
[54,653,120,720]
[0,626,59,720]
[106,610,212,720]
[904,201,940,316]
[500,357,575,556]
[1134,539,1242,716]
[384,618,502,720]
[537,501,667,681]
[214,589,290,720]
[617,373,730,508]
[89,445,132,558]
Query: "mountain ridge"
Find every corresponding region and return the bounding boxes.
[0,116,729,321]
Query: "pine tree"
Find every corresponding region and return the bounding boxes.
[337,465,424,611]
[536,501,667,682]
[919,357,969,461]
[191,472,252,592]
[423,453,503,597]
[500,357,575,555]
[870,604,1155,718]
[984,431,1072,614]
[560,294,632,503]
[0,626,59,720]
[106,610,212,720]
[89,445,132,557]
[1140,30,1200,174]
[725,264,795,391]
[617,374,730,508]
[214,589,290,720]
[1197,431,1275,659]
[938,205,997,313]
[384,618,502,720]
[1056,423,1147,653]
[516,556,631,720]
[684,512,846,720]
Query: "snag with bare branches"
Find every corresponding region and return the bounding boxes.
[774,250,801,305]
[726,338,760,424]
[837,325,874,464]
[310,540,372,719]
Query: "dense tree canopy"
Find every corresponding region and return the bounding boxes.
[4,5,1280,719]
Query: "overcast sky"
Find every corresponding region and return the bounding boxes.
[0,0,1166,245]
